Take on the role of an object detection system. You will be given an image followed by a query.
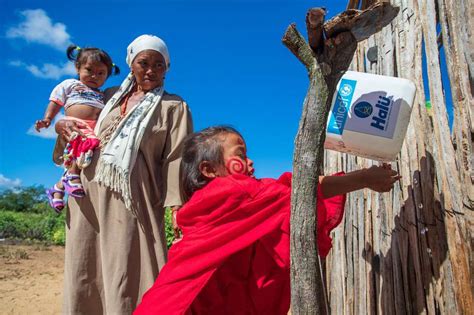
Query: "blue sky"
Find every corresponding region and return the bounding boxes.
[0,0,349,189]
[0,0,452,190]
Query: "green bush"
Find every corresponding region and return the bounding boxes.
[0,186,48,213]
[0,207,174,247]
[0,185,65,245]
[52,228,65,245]
[0,210,65,245]
[0,185,175,248]
[164,207,175,248]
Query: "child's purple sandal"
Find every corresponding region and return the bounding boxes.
[46,185,65,214]
[62,173,85,198]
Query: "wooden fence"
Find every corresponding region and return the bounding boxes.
[324,0,473,313]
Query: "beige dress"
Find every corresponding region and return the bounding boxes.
[62,92,193,314]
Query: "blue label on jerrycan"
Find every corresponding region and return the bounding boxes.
[327,79,357,135]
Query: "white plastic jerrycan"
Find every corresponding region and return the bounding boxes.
[324,71,417,161]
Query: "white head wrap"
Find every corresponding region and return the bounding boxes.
[126,34,170,70]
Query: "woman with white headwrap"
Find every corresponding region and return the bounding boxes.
[55,34,193,314]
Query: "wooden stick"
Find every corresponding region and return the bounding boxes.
[306,8,326,53]
[283,2,399,314]
[282,24,315,72]
[324,2,399,41]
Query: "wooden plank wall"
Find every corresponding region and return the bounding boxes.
[325,0,473,313]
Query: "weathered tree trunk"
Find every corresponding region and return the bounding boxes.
[283,3,398,314]
[325,0,474,313]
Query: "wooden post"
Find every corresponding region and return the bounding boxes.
[282,3,399,314]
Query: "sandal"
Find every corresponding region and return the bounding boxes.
[46,185,65,214]
[62,173,85,198]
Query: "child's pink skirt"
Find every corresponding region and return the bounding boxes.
[63,117,100,169]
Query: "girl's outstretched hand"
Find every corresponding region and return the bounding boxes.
[363,163,401,192]
[35,118,51,131]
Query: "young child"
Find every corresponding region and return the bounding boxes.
[35,44,120,213]
[134,126,401,314]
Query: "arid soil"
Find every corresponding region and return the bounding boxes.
[0,244,64,315]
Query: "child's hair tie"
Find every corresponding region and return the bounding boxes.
[75,46,81,51]
[112,63,116,67]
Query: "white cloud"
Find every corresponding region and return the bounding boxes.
[0,174,22,189]
[27,113,65,139]
[6,9,71,50]
[6,10,76,80]
[8,60,23,67]
[9,60,76,80]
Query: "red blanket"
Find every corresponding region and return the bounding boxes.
[135,172,346,314]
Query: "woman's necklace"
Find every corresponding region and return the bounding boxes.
[120,92,132,117]
[99,91,134,148]
[120,90,146,117]
[99,88,148,148]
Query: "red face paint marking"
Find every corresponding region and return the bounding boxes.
[225,157,248,175]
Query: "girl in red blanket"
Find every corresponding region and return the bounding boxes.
[135,126,400,315]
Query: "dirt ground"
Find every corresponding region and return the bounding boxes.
[0,244,64,315]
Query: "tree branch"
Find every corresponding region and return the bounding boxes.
[317,31,358,89]
[324,2,399,41]
[282,23,315,72]
[285,2,399,315]
[306,8,326,53]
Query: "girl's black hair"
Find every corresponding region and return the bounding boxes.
[66,44,120,77]
[180,126,243,201]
